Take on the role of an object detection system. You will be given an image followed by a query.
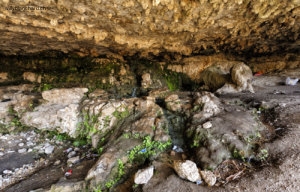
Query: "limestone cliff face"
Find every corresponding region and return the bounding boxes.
[0,0,299,58]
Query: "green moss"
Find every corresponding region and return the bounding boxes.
[164,71,181,91]
[112,107,130,120]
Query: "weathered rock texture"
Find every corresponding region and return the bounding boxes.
[0,0,298,58]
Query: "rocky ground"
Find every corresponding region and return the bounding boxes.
[0,68,299,192]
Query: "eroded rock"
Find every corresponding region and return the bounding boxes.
[173,160,202,183]
[21,88,88,137]
[200,62,254,93]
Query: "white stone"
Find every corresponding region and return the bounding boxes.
[134,165,154,184]
[0,152,4,156]
[18,148,27,153]
[3,170,13,174]
[67,156,80,164]
[18,142,25,147]
[45,145,55,154]
[202,121,212,129]
[285,77,299,86]
[26,141,35,146]
[21,103,81,137]
[67,151,77,158]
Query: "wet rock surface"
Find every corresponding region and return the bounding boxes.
[0,67,299,192]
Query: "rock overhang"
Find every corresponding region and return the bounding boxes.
[0,0,299,59]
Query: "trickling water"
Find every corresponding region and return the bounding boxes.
[131,87,137,97]
[155,98,186,148]
[163,109,186,149]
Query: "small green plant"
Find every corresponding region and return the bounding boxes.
[151,125,156,131]
[133,133,140,139]
[41,83,53,91]
[105,159,125,189]
[97,147,103,154]
[190,131,208,148]
[6,106,29,132]
[122,133,130,139]
[232,148,246,161]
[77,112,99,141]
[46,130,71,141]
[93,186,102,192]
[257,148,269,161]
[128,135,172,163]
[73,139,88,147]
[112,107,130,120]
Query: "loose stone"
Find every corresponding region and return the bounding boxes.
[18,142,25,147]
[3,170,13,175]
[45,145,55,155]
[173,160,202,183]
[134,165,154,184]
[67,156,80,165]
[200,170,217,186]
[202,121,212,129]
[18,148,27,153]
[67,151,77,158]
[54,160,61,165]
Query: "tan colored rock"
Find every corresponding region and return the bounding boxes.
[173,160,202,183]
[201,62,254,93]
[0,72,8,82]
[200,170,217,186]
[0,1,298,58]
[141,73,153,89]
[23,72,42,83]
[49,181,86,192]
[231,63,254,93]
[42,88,88,104]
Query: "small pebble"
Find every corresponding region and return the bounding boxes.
[45,145,55,155]
[67,156,80,164]
[202,121,212,129]
[54,160,61,165]
[67,151,77,158]
[18,148,27,153]
[3,170,13,175]
[26,141,35,146]
[18,143,24,147]
[65,148,73,153]
[0,152,4,156]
